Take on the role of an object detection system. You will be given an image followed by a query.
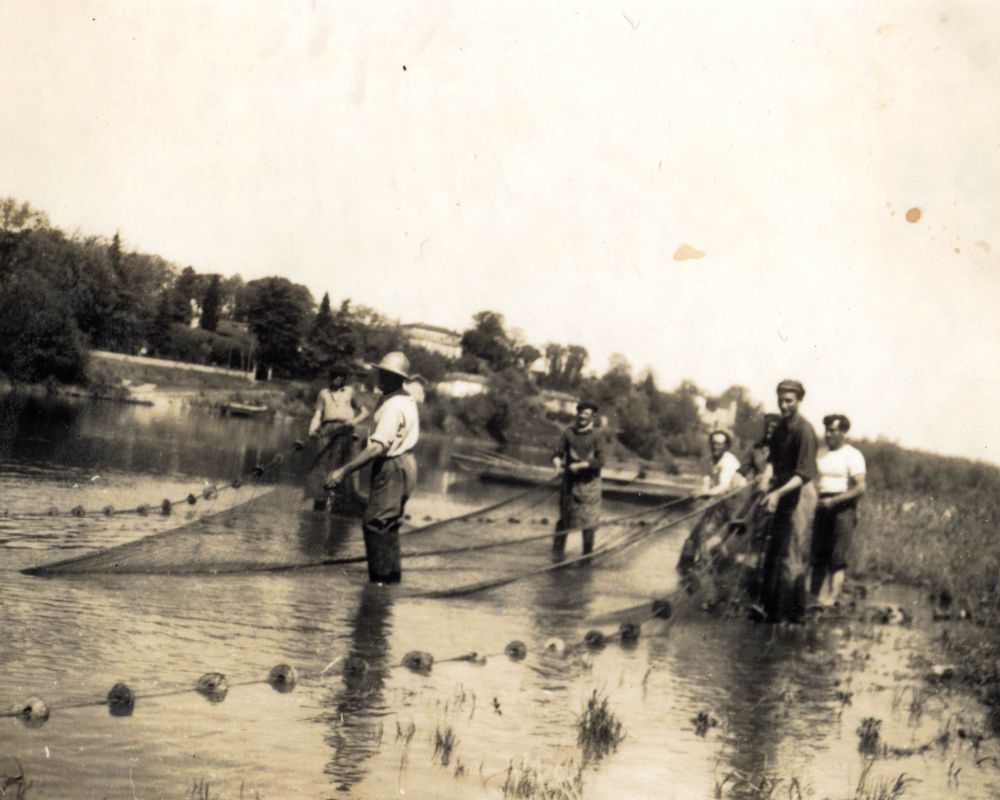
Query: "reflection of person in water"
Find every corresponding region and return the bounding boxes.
[322,584,393,793]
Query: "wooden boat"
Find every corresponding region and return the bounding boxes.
[220,402,272,418]
[451,452,700,502]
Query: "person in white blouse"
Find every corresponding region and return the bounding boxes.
[701,430,746,496]
[809,414,867,605]
[678,430,746,573]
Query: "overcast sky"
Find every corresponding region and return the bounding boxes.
[2,1,999,463]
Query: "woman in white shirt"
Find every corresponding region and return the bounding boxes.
[810,414,866,605]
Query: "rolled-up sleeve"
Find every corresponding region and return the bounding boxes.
[370,401,403,449]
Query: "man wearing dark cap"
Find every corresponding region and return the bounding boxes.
[551,401,604,560]
[325,351,419,584]
[758,379,818,622]
[739,412,780,489]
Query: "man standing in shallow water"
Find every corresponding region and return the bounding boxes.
[305,364,369,511]
[551,401,604,561]
[325,352,419,584]
[759,379,818,623]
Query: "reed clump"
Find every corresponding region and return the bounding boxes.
[852,762,918,800]
[432,724,459,767]
[500,758,583,800]
[185,780,262,800]
[576,689,625,763]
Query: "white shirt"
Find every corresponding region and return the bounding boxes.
[816,443,866,495]
[703,451,745,492]
[370,391,419,458]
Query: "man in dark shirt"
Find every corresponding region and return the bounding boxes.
[551,401,604,561]
[759,379,818,623]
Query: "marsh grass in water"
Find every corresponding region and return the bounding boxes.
[432,724,459,767]
[185,780,262,800]
[712,765,804,799]
[853,762,918,800]
[500,758,583,800]
[576,689,625,763]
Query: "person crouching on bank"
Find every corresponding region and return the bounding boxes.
[324,352,419,584]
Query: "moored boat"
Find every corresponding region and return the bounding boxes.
[220,402,272,418]
[452,452,700,502]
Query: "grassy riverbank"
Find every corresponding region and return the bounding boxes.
[852,439,1000,611]
[850,439,1000,705]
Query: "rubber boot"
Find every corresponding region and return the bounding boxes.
[552,531,567,562]
[362,518,402,584]
[581,528,595,556]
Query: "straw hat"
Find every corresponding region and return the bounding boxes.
[370,351,413,380]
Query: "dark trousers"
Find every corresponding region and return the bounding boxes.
[553,525,596,558]
[759,483,816,623]
[362,453,417,583]
[809,497,858,594]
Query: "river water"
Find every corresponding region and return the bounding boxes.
[1,394,998,799]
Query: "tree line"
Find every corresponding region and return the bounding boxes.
[0,197,765,462]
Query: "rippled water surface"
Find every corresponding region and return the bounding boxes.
[1,394,998,799]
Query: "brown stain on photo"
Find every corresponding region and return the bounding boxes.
[975,241,992,253]
[905,207,922,223]
[673,244,705,261]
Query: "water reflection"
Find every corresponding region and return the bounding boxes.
[322,584,394,794]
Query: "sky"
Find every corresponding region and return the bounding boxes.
[2,1,999,463]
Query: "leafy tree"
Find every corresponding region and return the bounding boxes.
[404,346,450,383]
[544,343,565,386]
[148,292,175,355]
[219,274,245,319]
[461,310,515,371]
[200,275,222,332]
[0,270,86,383]
[242,277,314,377]
[562,344,589,388]
[0,198,50,232]
[173,266,204,324]
[516,344,542,370]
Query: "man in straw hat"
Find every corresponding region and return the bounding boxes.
[551,400,604,561]
[305,362,369,512]
[758,379,818,623]
[325,351,419,584]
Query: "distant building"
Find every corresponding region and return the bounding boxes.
[540,389,577,417]
[694,396,737,432]
[436,372,488,398]
[401,323,462,360]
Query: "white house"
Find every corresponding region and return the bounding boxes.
[401,323,463,360]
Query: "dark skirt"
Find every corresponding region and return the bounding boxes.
[811,498,857,572]
[558,477,602,531]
